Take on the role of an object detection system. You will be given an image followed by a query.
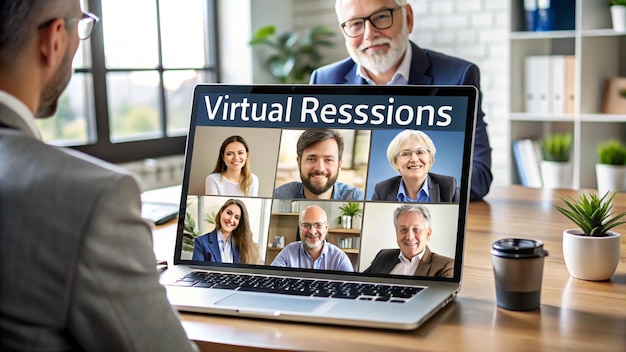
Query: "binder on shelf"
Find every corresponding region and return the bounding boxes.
[524,56,537,113]
[553,55,576,114]
[512,139,543,188]
[524,0,537,31]
[564,56,575,114]
[536,0,553,32]
[551,0,576,31]
[551,55,566,115]
[525,56,551,114]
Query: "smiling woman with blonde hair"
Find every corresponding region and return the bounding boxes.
[372,129,459,203]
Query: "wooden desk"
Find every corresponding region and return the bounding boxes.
[176,186,626,352]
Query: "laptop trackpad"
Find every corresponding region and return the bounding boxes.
[216,293,326,313]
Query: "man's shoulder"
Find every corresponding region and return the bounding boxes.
[273,182,302,198]
[311,57,356,84]
[334,182,364,200]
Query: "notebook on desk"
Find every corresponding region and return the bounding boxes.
[161,84,477,330]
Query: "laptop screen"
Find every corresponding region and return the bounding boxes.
[173,84,477,283]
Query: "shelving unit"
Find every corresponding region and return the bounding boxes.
[264,212,361,270]
[508,0,626,189]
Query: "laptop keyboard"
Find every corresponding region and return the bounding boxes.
[167,271,424,303]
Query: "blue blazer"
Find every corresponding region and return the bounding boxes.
[372,173,459,202]
[192,230,240,263]
[310,42,493,200]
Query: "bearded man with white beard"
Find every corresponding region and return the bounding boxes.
[311,0,493,201]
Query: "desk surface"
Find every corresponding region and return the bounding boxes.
[169,186,626,352]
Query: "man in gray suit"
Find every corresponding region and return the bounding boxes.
[0,1,196,350]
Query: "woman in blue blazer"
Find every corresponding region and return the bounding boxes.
[192,199,259,264]
[372,130,459,203]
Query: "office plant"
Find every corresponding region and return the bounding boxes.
[610,0,626,31]
[596,139,626,195]
[249,25,336,84]
[337,202,362,229]
[539,133,573,188]
[554,191,625,280]
[540,133,572,162]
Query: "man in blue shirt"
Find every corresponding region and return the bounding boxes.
[273,129,364,200]
[272,205,354,271]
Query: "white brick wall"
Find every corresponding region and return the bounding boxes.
[292,0,511,187]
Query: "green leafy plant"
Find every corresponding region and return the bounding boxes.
[554,191,626,237]
[249,25,336,84]
[339,202,362,217]
[182,211,200,252]
[619,88,626,98]
[205,211,216,225]
[597,139,626,165]
[610,0,626,6]
[335,202,362,226]
[540,133,572,162]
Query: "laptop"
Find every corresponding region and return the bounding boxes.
[161,84,477,330]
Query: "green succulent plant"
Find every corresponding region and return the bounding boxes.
[597,139,626,165]
[540,133,572,162]
[554,191,626,237]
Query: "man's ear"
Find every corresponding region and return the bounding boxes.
[38,19,68,70]
[405,4,414,34]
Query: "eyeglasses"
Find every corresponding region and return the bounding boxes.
[340,6,404,38]
[395,148,430,160]
[38,11,99,40]
[300,222,326,230]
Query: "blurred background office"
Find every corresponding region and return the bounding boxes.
[40,0,557,193]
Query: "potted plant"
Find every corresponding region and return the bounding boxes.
[337,202,362,229]
[249,25,336,84]
[539,133,573,189]
[610,0,626,32]
[595,139,626,194]
[554,191,625,280]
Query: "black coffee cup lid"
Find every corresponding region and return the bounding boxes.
[491,238,548,258]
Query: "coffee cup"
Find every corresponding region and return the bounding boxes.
[491,238,549,311]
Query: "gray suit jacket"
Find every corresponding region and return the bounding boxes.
[362,247,455,278]
[371,173,460,202]
[0,103,195,351]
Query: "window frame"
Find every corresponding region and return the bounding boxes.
[70,0,219,163]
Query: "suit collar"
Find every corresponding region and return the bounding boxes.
[207,231,222,262]
[407,42,434,85]
[0,92,41,139]
[414,246,433,276]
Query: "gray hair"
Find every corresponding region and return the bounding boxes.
[335,0,408,23]
[0,0,77,68]
[393,204,431,229]
[386,129,436,171]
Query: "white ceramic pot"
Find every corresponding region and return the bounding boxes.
[595,163,626,195]
[611,5,626,32]
[562,229,621,281]
[541,161,573,189]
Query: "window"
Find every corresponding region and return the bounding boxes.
[35,0,219,163]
